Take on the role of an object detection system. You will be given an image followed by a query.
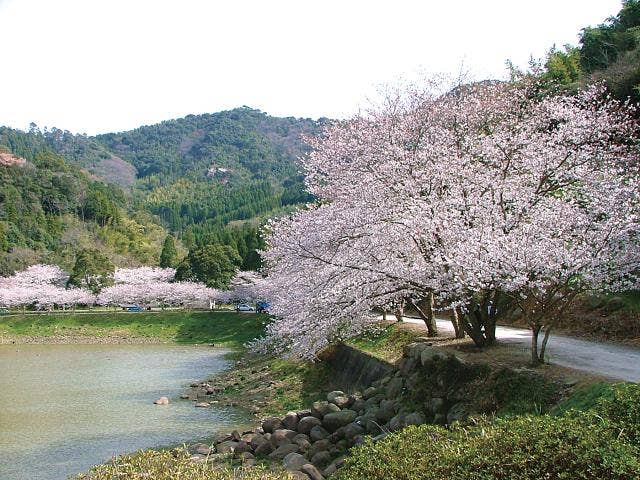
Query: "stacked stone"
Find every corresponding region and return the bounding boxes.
[188,343,471,478]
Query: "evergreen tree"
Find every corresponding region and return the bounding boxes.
[159,235,178,268]
[67,248,115,293]
[175,244,241,289]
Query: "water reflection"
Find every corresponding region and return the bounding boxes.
[0,344,248,480]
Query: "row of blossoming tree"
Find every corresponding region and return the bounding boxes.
[257,79,640,363]
[0,265,243,310]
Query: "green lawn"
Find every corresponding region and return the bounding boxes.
[0,310,267,348]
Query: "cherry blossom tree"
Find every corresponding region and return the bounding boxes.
[113,267,176,284]
[0,264,95,309]
[97,268,219,309]
[220,271,267,305]
[259,79,640,362]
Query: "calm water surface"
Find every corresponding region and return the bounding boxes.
[0,344,249,480]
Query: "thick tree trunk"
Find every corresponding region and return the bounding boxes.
[460,316,487,346]
[451,308,465,339]
[395,306,403,322]
[459,308,496,347]
[382,311,388,322]
[410,297,438,337]
[538,326,553,364]
[425,292,438,337]
[531,324,542,365]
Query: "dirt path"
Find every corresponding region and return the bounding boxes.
[404,317,640,382]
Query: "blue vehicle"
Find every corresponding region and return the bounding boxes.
[256,301,270,314]
[126,305,144,312]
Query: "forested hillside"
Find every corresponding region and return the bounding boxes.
[0,108,322,275]
[0,128,167,275]
[542,0,640,101]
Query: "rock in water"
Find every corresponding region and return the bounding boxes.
[153,396,169,405]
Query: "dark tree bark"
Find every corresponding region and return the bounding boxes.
[450,307,465,339]
[410,294,438,337]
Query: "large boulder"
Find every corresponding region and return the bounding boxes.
[269,443,300,460]
[292,433,310,444]
[282,412,300,431]
[262,416,283,433]
[397,356,418,376]
[385,377,404,398]
[254,440,274,456]
[312,401,340,418]
[404,412,426,426]
[309,425,330,442]
[302,462,326,480]
[351,398,366,413]
[420,346,445,366]
[403,342,425,358]
[322,409,358,432]
[298,415,323,434]
[327,390,350,409]
[283,452,309,471]
[310,450,332,469]
[363,386,379,399]
[249,433,268,449]
[343,422,365,440]
[308,439,331,458]
[272,429,297,446]
[293,435,311,451]
[375,400,397,424]
[190,443,212,455]
[233,441,251,454]
[216,441,239,454]
[153,396,169,405]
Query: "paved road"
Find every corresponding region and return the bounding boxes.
[402,317,640,382]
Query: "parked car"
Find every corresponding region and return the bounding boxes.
[256,301,271,314]
[235,303,255,312]
[126,305,144,312]
[0,307,9,315]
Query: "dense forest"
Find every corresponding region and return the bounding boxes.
[0,109,322,275]
[0,128,169,274]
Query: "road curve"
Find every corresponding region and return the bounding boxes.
[402,317,640,383]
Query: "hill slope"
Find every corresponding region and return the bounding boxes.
[0,108,324,274]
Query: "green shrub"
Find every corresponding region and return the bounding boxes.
[554,382,640,447]
[490,368,559,415]
[336,416,640,480]
[551,382,615,416]
[592,383,640,447]
[75,448,295,480]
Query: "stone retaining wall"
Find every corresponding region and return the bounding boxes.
[322,344,394,391]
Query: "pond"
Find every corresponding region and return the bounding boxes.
[0,344,249,480]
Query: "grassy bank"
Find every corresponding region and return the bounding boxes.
[70,317,640,480]
[0,310,267,348]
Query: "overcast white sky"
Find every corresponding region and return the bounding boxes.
[0,0,622,134]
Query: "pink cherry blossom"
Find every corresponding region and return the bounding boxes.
[257,79,640,361]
